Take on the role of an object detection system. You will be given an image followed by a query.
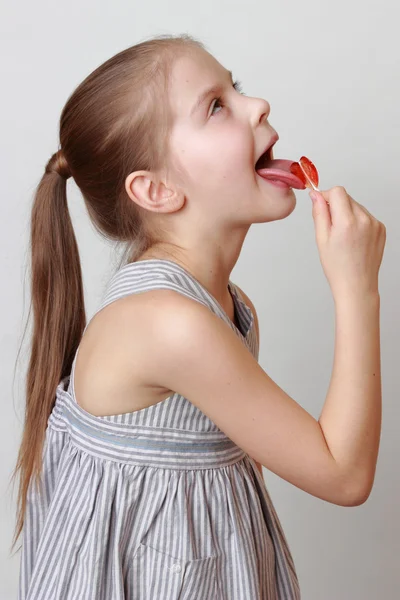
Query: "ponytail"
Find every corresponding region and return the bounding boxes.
[10,149,85,552]
[9,32,205,554]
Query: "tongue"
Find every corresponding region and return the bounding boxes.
[256,159,306,190]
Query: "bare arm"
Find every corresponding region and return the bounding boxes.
[237,285,382,499]
[122,289,371,507]
[318,292,382,501]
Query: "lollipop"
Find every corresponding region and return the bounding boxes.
[255,146,320,191]
[290,157,320,192]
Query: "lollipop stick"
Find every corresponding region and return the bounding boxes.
[305,173,330,205]
[309,180,320,192]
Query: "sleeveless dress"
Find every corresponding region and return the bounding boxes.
[18,258,301,600]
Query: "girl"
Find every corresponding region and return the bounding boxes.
[11,34,385,599]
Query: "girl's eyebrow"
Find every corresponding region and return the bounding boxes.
[190,70,234,116]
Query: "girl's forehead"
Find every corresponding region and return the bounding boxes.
[169,52,227,115]
[173,50,223,83]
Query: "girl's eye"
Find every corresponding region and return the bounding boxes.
[210,79,246,116]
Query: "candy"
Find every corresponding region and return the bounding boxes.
[290,156,320,191]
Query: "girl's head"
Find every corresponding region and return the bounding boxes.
[124,45,297,250]
[11,33,295,553]
[47,33,295,260]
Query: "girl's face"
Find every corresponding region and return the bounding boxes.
[167,49,297,228]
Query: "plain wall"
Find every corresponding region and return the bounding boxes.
[1,0,399,597]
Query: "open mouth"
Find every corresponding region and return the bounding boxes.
[255,141,306,190]
[255,142,276,171]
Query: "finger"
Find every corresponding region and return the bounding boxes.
[310,190,332,239]
[321,186,354,225]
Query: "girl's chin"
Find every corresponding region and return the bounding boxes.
[252,184,297,221]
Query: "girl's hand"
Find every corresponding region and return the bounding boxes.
[309,187,386,300]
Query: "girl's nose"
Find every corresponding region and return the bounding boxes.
[258,99,271,125]
[251,97,271,128]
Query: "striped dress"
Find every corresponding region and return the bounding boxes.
[18,258,301,599]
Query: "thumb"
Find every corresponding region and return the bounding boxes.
[309,190,330,242]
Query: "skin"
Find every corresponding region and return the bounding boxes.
[124,47,297,315]
[124,47,290,479]
[73,48,382,505]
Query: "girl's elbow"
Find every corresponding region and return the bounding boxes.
[340,479,373,507]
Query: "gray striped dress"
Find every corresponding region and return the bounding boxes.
[18,258,301,600]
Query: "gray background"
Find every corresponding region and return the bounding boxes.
[1,0,399,598]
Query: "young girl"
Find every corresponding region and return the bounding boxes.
[12,33,385,599]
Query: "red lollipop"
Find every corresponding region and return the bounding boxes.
[290,156,320,191]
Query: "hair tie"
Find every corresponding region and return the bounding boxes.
[45,149,71,180]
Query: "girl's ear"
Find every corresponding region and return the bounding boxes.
[125,170,185,213]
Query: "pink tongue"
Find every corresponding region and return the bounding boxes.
[256,159,306,190]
